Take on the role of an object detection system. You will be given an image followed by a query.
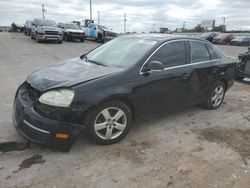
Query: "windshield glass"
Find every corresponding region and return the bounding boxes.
[86,37,157,68]
[98,25,108,30]
[37,20,56,27]
[65,24,79,29]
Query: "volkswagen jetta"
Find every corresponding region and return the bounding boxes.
[13,34,237,151]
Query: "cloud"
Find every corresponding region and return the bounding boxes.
[0,0,249,32]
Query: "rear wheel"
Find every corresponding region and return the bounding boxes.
[84,100,132,144]
[203,81,226,110]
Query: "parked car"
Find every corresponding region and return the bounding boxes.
[30,19,63,43]
[231,36,250,46]
[200,32,218,43]
[85,23,117,42]
[57,23,85,42]
[9,22,24,32]
[12,35,237,151]
[24,20,32,36]
[237,47,250,80]
[212,33,234,45]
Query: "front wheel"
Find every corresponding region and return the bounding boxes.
[84,100,132,144]
[203,81,226,110]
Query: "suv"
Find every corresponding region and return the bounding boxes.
[85,23,117,42]
[57,23,85,42]
[24,20,32,36]
[31,19,63,43]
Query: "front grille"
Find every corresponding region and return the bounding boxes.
[69,32,82,36]
[106,32,116,37]
[45,31,58,35]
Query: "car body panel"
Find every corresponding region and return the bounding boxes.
[27,57,122,92]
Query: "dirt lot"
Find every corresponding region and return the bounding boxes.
[0,33,250,188]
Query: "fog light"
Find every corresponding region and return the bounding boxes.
[55,133,69,139]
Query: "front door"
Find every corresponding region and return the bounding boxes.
[136,41,192,116]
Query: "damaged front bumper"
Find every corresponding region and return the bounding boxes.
[12,82,86,151]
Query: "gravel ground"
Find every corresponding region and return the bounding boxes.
[0,33,250,188]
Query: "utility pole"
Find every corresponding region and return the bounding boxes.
[42,4,45,20]
[97,11,100,24]
[182,21,186,30]
[124,13,127,33]
[222,17,226,31]
[90,0,92,22]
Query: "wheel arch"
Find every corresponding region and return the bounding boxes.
[218,76,228,91]
[97,96,135,118]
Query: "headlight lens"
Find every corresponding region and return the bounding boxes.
[39,89,75,107]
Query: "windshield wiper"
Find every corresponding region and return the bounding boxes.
[84,56,106,67]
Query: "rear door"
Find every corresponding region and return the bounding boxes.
[187,41,220,103]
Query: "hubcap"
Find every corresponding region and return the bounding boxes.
[94,107,127,140]
[211,85,224,107]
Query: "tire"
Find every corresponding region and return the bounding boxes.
[203,81,226,110]
[84,100,132,145]
[36,36,40,43]
[58,40,63,44]
[64,34,69,41]
[236,76,244,81]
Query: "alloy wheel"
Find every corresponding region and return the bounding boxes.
[211,85,224,107]
[94,107,127,140]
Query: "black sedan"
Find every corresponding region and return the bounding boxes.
[13,35,237,151]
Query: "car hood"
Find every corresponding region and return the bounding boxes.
[27,57,122,92]
[101,28,116,34]
[65,29,84,33]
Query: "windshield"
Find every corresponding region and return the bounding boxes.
[37,20,56,27]
[65,24,79,29]
[98,25,108,30]
[86,37,157,68]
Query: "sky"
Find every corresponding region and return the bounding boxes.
[0,0,250,33]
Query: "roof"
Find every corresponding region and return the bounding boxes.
[121,33,206,42]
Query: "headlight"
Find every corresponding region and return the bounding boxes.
[39,89,75,107]
[37,28,44,33]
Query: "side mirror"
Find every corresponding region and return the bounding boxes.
[142,61,164,74]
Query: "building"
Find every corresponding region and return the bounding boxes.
[0,26,11,32]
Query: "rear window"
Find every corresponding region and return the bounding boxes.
[206,44,219,60]
[189,41,210,63]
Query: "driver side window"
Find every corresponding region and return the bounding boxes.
[149,41,187,68]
